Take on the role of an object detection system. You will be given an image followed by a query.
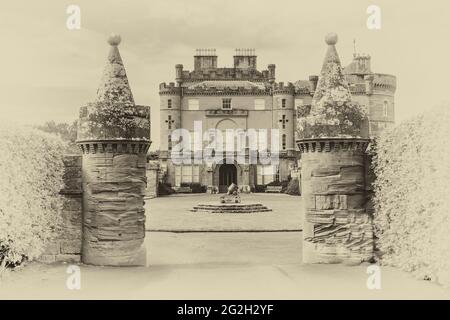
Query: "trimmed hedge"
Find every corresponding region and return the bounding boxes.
[254,185,266,193]
[0,122,66,268]
[285,178,300,195]
[158,182,174,196]
[180,183,206,193]
[373,103,450,285]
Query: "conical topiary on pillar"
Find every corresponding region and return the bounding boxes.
[77,34,151,266]
[296,33,372,264]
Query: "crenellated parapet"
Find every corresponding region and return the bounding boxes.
[344,73,396,96]
[174,50,274,84]
[293,79,314,96]
[159,82,181,95]
[182,86,271,96]
[297,138,369,154]
[348,83,367,95]
[372,73,396,93]
[343,51,396,98]
[273,81,295,95]
[179,67,271,82]
[78,140,150,155]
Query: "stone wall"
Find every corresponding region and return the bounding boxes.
[299,139,373,264]
[39,155,83,263]
[145,160,160,198]
[79,143,148,266]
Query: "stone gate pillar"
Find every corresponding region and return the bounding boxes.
[298,139,372,264]
[296,33,373,264]
[145,160,160,198]
[77,34,151,266]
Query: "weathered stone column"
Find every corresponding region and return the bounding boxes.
[298,138,372,264]
[77,34,151,266]
[296,33,373,264]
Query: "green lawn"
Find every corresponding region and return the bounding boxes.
[145,193,302,232]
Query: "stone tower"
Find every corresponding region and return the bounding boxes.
[273,82,295,153]
[76,34,151,266]
[159,80,181,157]
[296,33,373,264]
[343,53,396,137]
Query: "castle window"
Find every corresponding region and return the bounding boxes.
[174,165,201,186]
[175,165,181,186]
[168,134,172,151]
[254,99,265,110]
[190,131,195,154]
[279,115,289,129]
[282,99,286,108]
[257,165,277,185]
[282,134,287,150]
[383,101,388,117]
[165,115,175,129]
[188,99,199,110]
[168,99,172,109]
[193,165,200,183]
[222,98,232,110]
[182,165,193,183]
[178,135,184,153]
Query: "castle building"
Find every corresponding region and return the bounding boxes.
[158,45,396,193]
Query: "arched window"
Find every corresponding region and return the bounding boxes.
[282,134,287,150]
[383,101,388,117]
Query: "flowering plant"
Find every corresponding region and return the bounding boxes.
[78,102,150,141]
[296,55,367,139]
[296,93,367,139]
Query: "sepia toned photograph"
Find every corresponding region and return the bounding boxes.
[1,0,450,308]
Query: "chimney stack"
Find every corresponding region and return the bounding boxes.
[233,48,257,70]
[194,48,217,71]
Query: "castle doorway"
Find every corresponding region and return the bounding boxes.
[219,164,237,193]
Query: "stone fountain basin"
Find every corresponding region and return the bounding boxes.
[191,202,272,214]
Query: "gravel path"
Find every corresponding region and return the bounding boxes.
[1,231,449,299]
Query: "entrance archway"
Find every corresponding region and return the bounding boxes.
[219,164,237,193]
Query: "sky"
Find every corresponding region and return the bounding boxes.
[1,0,450,149]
